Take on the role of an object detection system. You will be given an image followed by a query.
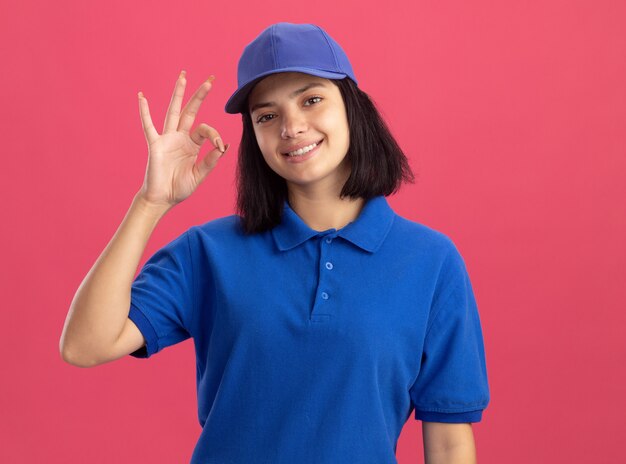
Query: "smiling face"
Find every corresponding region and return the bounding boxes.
[247,72,351,194]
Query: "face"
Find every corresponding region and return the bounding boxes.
[247,72,351,192]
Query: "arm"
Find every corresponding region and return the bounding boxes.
[59,193,170,367]
[422,422,477,464]
[59,71,227,367]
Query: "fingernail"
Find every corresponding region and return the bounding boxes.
[179,70,186,79]
[214,137,225,153]
[138,91,144,98]
[207,75,215,83]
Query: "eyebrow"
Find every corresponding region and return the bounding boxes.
[249,82,328,114]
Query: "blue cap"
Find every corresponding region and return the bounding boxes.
[224,22,358,114]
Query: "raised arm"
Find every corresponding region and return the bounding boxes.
[59,71,229,367]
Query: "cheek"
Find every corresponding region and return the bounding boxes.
[254,134,281,170]
[330,113,350,150]
[323,107,349,140]
[254,126,279,151]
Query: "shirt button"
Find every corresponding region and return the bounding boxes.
[321,292,329,300]
[325,237,333,244]
[325,262,333,270]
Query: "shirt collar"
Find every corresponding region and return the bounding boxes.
[271,195,396,253]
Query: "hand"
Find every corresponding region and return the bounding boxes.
[136,71,229,209]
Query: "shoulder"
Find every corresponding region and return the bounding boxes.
[387,212,471,295]
[187,214,245,240]
[389,212,460,258]
[185,213,272,253]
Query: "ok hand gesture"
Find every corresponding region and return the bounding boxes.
[136,71,229,210]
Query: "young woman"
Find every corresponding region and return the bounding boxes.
[60,22,489,464]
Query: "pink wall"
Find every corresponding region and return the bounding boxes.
[1,0,624,462]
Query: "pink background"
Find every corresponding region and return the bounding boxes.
[2,0,625,462]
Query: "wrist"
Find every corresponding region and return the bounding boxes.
[132,192,172,218]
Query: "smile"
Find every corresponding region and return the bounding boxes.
[283,139,323,157]
[281,139,323,164]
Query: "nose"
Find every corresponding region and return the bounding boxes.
[280,108,308,139]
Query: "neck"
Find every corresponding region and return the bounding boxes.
[287,185,365,232]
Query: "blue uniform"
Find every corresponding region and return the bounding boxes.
[128,195,490,463]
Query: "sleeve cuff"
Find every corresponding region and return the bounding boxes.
[415,409,484,423]
[128,304,159,358]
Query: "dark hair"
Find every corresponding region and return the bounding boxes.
[235,77,415,234]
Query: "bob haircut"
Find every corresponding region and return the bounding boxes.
[236,76,415,234]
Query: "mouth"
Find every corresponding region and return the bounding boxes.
[282,139,324,157]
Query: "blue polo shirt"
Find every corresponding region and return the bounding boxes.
[128,195,490,463]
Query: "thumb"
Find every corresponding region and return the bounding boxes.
[196,143,230,181]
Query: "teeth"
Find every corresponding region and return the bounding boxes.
[287,141,319,156]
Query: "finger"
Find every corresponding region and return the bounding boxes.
[178,75,215,135]
[190,123,225,153]
[196,143,230,183]
[163,70,187,134]
[138,92,159,145]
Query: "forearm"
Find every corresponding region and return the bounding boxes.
[60,192,170,365]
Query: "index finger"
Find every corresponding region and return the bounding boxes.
[163,70,188,134]
[177,75,215,135]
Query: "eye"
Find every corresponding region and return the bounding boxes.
[256,113,275,124]
[255,96,323,124]
[304,96,323,106]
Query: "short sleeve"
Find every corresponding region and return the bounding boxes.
[127,230,196,359]
[410,244,490,423]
